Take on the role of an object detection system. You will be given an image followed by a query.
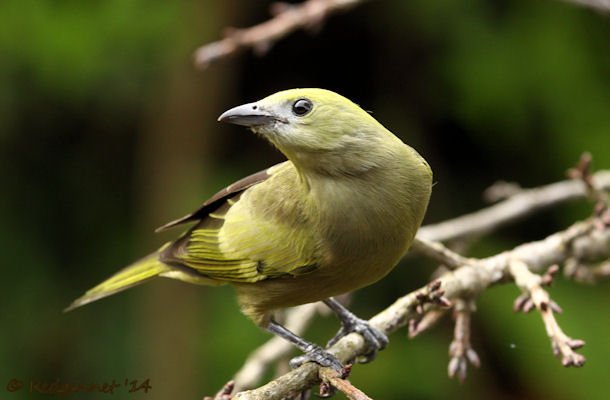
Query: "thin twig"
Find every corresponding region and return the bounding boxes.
[560,0,610,13]
[448,299,480,382]
[203,380,235,400]
[565,258,610,282]
[319,366,372,400]
[408,308,448,338]
[592,261,610,278]
[411,238,471,269]
[192,0,610,71]
[417,170,610,242]
[414,280,453,314]
[509,260,586,367]
[193,0,364,69]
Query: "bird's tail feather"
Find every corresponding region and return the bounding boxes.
[64,252,170,312]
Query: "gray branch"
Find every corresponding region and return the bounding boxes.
[561,0,610,13]
[193,0,364,69]
[234,217,610,399]
[193,0,609,70]
[417,171,610,242]
[230,170,610,393]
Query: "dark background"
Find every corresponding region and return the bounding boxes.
[1,0,609,399]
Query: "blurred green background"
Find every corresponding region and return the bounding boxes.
[1,0,609,399]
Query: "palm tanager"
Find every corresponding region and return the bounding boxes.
[66,88,433,371]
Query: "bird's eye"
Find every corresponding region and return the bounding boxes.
[292,99,313,116]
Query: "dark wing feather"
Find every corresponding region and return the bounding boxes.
[155,168,271,233]
[157,161,320,284]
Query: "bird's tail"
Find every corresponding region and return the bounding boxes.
[64,251,171,312]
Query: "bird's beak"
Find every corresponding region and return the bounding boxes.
[218,102,276,127]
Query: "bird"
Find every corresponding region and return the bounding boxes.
[66,88,433,371]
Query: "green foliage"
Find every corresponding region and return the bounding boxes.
[0,0,178,99]
[442,1,610,167]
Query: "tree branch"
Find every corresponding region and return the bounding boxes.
[229,169,610,391]
[193,0,364,69]
[417,170,610,242]
[319,366,373,400]
[447,298,480,382]
[233,216,610,399]
[411,237,471,269]
[510,260,586,367]
[192,0,609,71]
[561,0,610,13]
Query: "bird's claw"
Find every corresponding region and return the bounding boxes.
[289,346,343,372]
[327,317,388,363]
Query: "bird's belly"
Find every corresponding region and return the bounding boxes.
[233,218,413,325]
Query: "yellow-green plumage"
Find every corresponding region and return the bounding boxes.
[67,88,432,329]
[64,251,170,311]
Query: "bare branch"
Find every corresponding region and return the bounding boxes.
[483,181,523,203]
[193,0,364,69]
[411,238,471,269]
[448,299,480,382]
[560,0,610,13]
[203,380,235,400]
[319,365,372,400]
[509,260,586,367]
[592,261,610,279]
[417,170,610,242]
[408,308,448,338]
[192,0,610,71]
[234,217,610,399]
[228,169,610,392]
[414,280,453,314]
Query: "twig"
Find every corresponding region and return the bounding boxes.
[509,260,586,367]
[483,181,523,203]
[203,380,235,400]
[414,280,452,314]
[233,218,610,399]
[319,366,372,400]
[560,0,610,13]
[410,242,473,339]
[411,238,471,269]
[416,170,610,242]
[408,308,448,338]
[568,153,610,232]
[192,0,610,70]
[566,258,610,283]
[193,0,364,69]
[592,261,610,278]
[447,299,480,382]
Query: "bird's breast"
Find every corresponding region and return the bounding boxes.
[311,176,424,288]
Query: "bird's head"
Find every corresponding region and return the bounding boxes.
[219,89,399,174]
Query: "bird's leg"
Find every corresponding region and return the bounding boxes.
[267,319,343,371]
[324,297,388,363]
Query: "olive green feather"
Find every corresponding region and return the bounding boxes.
[66,88,432,329]
[160,162,320,283]
[65,250,171,312]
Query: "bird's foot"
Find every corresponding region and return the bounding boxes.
[267,319,343,372]
[327,316,388,363]
[289,345,343,371]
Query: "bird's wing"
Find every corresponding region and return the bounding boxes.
[159,162,320,283]
[155,166,273,233]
